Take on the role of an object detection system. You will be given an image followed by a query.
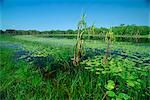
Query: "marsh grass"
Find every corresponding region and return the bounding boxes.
[0,47,107,99]
[0,35,149,100]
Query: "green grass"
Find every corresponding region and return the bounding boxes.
[0,35,150,99]
[0,47,105,99]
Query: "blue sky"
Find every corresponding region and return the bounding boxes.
[0,0,150,30]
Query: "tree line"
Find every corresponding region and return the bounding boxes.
[0,24,150,36]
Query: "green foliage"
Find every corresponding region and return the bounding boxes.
[117,93,130,100]
[0,35,149,99]
[1,24,150,43]
[105,28,114,43]
[105,80,115,90]
[1,25,149,36]
[106,91,116,97]
[80,55,149,99]
[73,13,87,65]
[0,47,105,99]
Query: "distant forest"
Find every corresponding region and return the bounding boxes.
[1,25,150,36]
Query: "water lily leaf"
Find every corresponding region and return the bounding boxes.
[96,72,100,74]
[111,98,115,100]
[118,93,130,100]
[106,91,116,97]
[105,80,115,90]
[96,68,103,71]
[126,80,135,87]
[102,71,110,74]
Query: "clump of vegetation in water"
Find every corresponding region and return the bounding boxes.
[102,28,114,64]
[88,22,95,39]
[73,13,87,65]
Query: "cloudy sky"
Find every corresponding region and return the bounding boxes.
[0,0,149,30]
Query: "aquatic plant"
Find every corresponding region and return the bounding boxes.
[102,27,114,64]
[73,13,87,65]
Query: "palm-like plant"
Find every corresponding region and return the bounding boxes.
[90,23,95,34]
[73,13,87,65]
[102,27,114,64]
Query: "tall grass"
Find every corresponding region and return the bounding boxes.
[0,47,106,99]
